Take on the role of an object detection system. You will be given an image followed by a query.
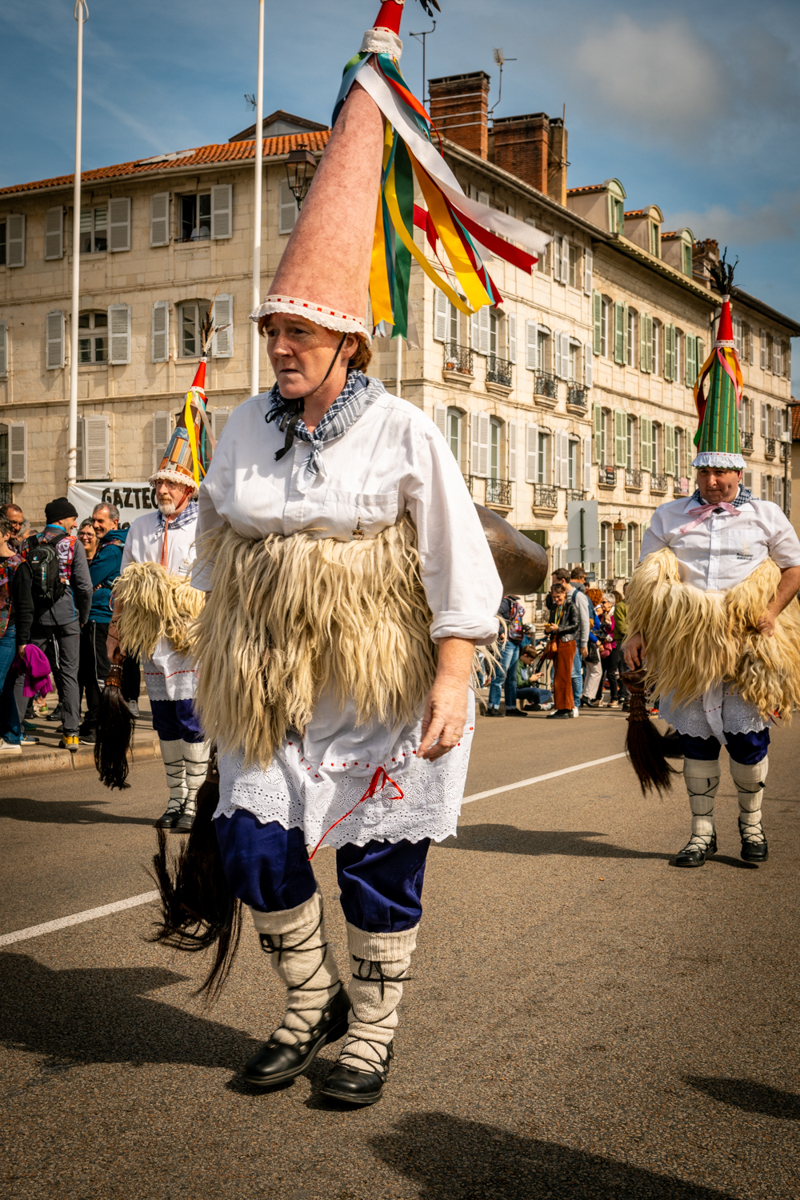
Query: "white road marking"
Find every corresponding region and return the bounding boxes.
[0,751,628,948]
[0,891,159,948]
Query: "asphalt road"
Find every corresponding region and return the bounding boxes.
[1,709,799,1200]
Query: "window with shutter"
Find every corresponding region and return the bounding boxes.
[592,291,602,356]
[525,424,538,482]
[508,419,518,481]
[44,207,64,260]
[760,474,768,501]
[210,185,233,239]
[508,313,517,364]
[107,304,131,364]
[470,412,480,475]
[525,320,537,370]
[613,409,626,467]
[8,422,27,482]
[212,294,234,358]
[584,248,593,295]
[582,342,593,389]
[152,412,172,471]
[773,339,782,376]
[743,470,753,492]
[613,302,625,364]
[84,415,110,479]
[108,198,131,252]
[211,409,231,441]
[696,338,704,370]
[621,303,629,366]
[553,236,562,283]
[773,407,783,439]
[478,412,490,476]
[477,191,490,207]
[640,417,652,472]
[685,334,696,386]
[583,435,593,492]
[0,322,7,378]
[601,299,609,358]
[7,215,25,268]
[664,423,676,475]
[150,192,170,247]
[614,536,628,579]
[433,290,448,342]
[152,301,169,363]
[46,310,65,370]
[279,179,297,235]
[75,416,85,480]
[593,404,603,463]
[759,330,767,370]
[471,306,490,355]
[433,403,447,438]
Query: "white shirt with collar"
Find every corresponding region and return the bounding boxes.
[640,489,800,743]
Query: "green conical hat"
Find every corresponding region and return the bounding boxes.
[692,257,745,469]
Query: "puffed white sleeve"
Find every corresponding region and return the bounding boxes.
[192,467,227,592]
[765,502,800,568]
[639,506,669,561]
[403,421,502,645]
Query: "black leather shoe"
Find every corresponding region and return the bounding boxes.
[155,808,182,830]
[547,709,573,720]
[174,809,195,833]
[739,819,768,862]
[243,986,351,1088]
[505,707,531,717]
[675,833,717,868]
[320,1042,393,1106]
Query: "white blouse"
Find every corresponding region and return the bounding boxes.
[195,384,502,848]
[120,510,199,702]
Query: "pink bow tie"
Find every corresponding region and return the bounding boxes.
[679,501,740,534]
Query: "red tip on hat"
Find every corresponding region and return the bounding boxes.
[374,0,404,35]
[190,358,207,392]
[716,297,734,345]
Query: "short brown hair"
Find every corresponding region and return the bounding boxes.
[570,567,585,580]
[349,336,372,373]
[552,568,570,582]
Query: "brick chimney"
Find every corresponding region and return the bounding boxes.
[693,238,719,287]
[547,118,568,207]
[492,113,549,193]
[429,71,491,160]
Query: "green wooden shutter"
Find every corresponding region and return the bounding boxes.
[593,403,604,463]
[622,303,629,365]
[663,324,674,381]
[664,423,676,475]
[592,291,602,356]
[640,313,649,373]
[685,335,696,386]
[696,338,704,370]
[614,409,627,467]
[640,417,652,472]
[614,302,625,364]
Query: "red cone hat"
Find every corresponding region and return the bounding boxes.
[150,358,211,495]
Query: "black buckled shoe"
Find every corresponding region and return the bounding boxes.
[174,807,195,834]
[320,1041,393,1106]
[739,819,768,862]
[243,986,351,1088]
[675,833,717,868]
[155,807,182,830]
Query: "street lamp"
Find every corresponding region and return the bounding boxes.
[612,514,626,543]
[285,147,317,210]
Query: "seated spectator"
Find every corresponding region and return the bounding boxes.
[514,647,553,711]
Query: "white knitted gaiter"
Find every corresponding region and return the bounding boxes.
[729,757,768,831]
[684,757,721,843]
[159,740,186,812]
[339,924,418,1073]
[180,739,211,819]
[250,890,341,1047]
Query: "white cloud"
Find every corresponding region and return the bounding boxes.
[662,192,800,246]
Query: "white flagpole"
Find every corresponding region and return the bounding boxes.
[250,0,265,398]
[68,0,89,490]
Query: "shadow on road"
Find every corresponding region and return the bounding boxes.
[0,796,155,826]
[371,1112,735,1199]
[0,953,260,1071]
[685,1076,800,1120]
[440,824,673,861]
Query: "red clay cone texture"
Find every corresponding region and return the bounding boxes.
[716,297,734,345]
[374,0,405,35]
[268,82,384,327]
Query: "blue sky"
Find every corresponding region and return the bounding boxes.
[3,0,799,385]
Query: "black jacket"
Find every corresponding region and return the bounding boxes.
[550,595,580,642]
[9,561,34,647]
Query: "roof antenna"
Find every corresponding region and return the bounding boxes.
[490,47,517,117]
[245,93,257,111]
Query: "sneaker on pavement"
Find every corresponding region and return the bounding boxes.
[79,727,96,745]
[61,735,80,753]
[20,734,40,745]
[0,739,22,755]
[573,707,579,718]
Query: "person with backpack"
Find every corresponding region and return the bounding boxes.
[78,503,128,744]
[26,497,92,752]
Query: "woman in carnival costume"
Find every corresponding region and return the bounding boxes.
[154,0,549,1106]
[623,255,800,868]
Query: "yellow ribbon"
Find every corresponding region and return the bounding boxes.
[410,150,491,312]
[369,191,394,327]
[183,391,203,484]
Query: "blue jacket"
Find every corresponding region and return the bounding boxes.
[88,527,128,622]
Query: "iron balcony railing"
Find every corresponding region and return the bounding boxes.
[486,355,513,388]
[765,437,776,458]
[625,468,642,488]
[650,472,668,492]
[444,341,474,375]
[534,370,558,400]
[567,383,588,409]
[485,477,512,506]
[741,431,754,451]
[532,485,558,510]
[566,489,586,502]
[599,466,617,487]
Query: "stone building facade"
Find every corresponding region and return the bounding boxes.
[0,86,797,592]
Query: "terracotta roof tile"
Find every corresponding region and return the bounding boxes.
[623,208,648,218]
[566,184,606,195]
[0,130,331,197]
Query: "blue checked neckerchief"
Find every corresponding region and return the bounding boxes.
[266,371,383,477]
[156,498,198,534]
[689,485,753,509]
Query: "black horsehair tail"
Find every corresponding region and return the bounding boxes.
[620,669,676,796]
[709,247,738,297]
[149,756,243,1002]
[95,668,134,790]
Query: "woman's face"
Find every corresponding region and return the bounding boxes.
[262,314,357,400]
[551,587,566,603]
[79,525,97,552]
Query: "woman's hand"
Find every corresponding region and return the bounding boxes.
[623,632,644,669]
[418,636,475,762]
